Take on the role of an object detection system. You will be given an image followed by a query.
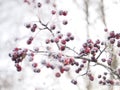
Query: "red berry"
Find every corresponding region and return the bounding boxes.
[14,47,20,51]
[26,24,31,28]
[64,58,70,65]
[80,64,84,68]
[74,62,79,66]
[98,75,101,78]
[75,68,81,73]
[30,53,34,57]
[103,82,106,85]
[45,39,50,44]
[64,67,70,72]
[84,47,90,54]
[32,63,38,68]
[59,67,64,73]
[29,36,34,41]
[71,79,77,85]
[83,43,88,48]
[54,38,59,43]
[61,39,66,45]
[24,0,30,4]
[62,20,68,25]
[67,32,71,37]
[46,63,51,68]
[96,39,100,44]
[107,60,111,65]
[51,10,56,15]
[110,38,115,44]
[89,75,94,81]
[52,3,56,7]
[50,24,56,30]
[50,65,55,69]
[104,72,107,75]
[28,56,34,62]
[87,39,93,43]
[109,31,115,38]
[101,58,106,62]
[27,40,32,45]
[70,36,74,40]
[38,2,42,8]
[17,66,22,72]
[16,64,22,72]
[58,34,63,39]
[109,80,114,85]
[34,47,39,52]
[34,68,41,73]
[65,38,70,42]
[31,27,36,32]
[55,72,61,77]
[103,76,106,80]
[59,10,63,15]
[104,28,108,32]
[91,56,97,62]
[69,57,74,64]
[99,80,103,84]
[117,40,120,47]
[56,31,61,34]
[82,60,87,63]
[62,11,68,16]
[115,33,120,39]
[60,45,65,51]
[33,24,37,28]
[45,0,50,4]
[50,39,54,43]
[82,59,87,63]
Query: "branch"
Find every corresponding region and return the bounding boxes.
[38,19,60,50]
[96,44,107,59]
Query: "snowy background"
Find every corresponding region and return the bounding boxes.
[0,0,120,90]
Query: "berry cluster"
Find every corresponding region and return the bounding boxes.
[45,31,74,51]
[9,48,28,71]
[9,47,42,73]
[27,36,34,45]
[97,72,114,85]
[9,0,120,86]
[107,31,120,46]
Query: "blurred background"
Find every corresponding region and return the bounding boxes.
[0,0,120,90]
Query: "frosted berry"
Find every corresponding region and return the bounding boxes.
[38,2,42,8]
[26,24,31,28]
[59,10,63,15]
[98,75,101,78]
[51,10,56,15]
[63,20,68,25]
[50,24,56,30]
[60,45,65,51]
[117,40,120,47]
[34,68,41,73]
[33,24,37,28]
[61,39,66,45]
[110,38,115,44]
[54,38,59,43]
[89,75,94,81]
[32,63,38,68]
[45,39,50,44]
[67,32,71,37]
[62,11,68,16]
[55,72,61,78]
[71,79,77,85]
[101,58,106,62]
[70,36,74,40]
